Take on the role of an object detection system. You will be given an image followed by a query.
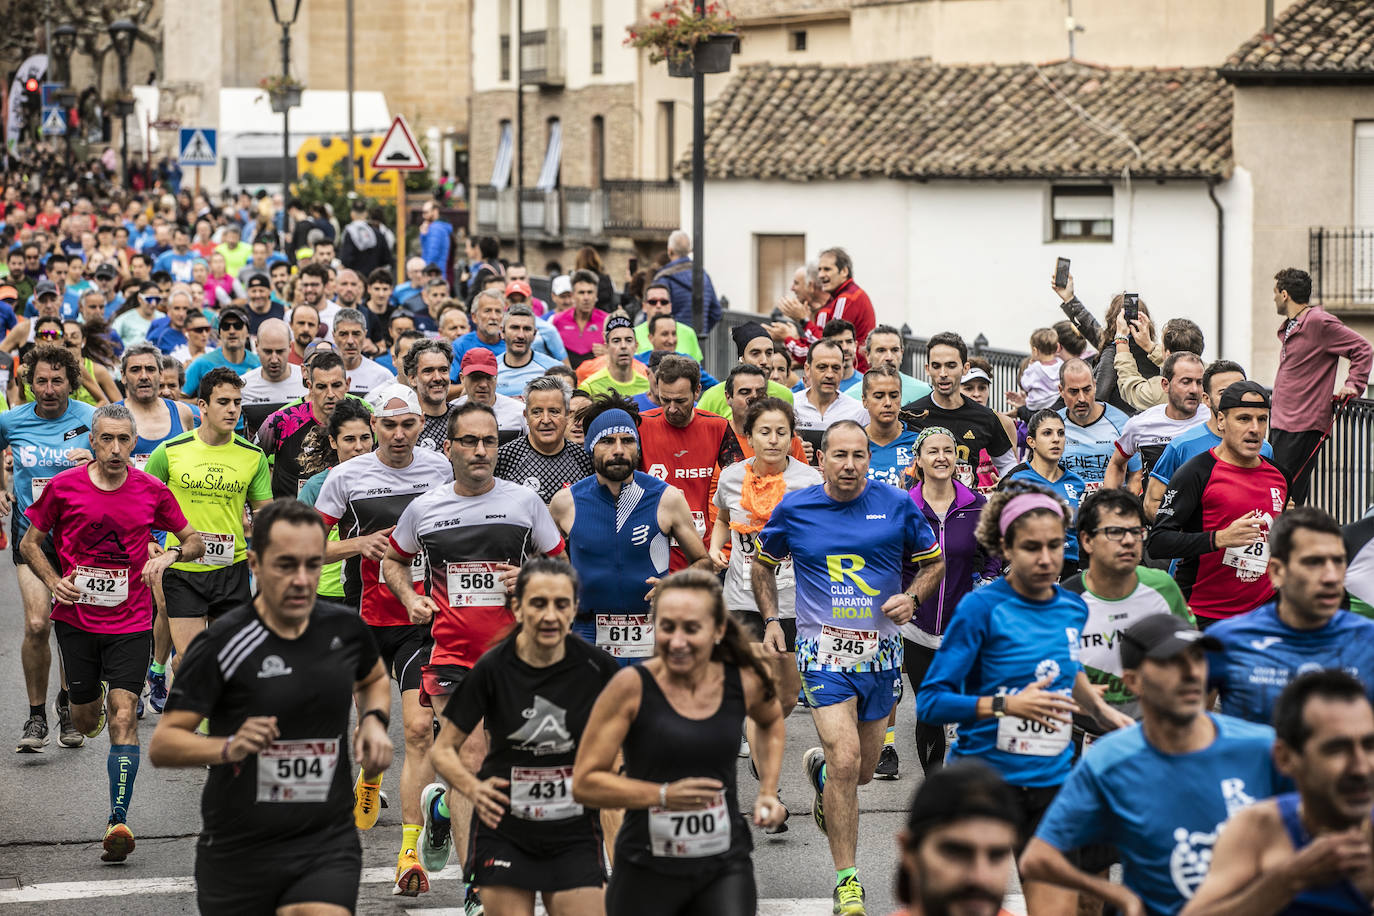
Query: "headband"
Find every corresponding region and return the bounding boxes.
[585,408,639,454]
[605,315,634,335]
[998,493,1064,538]
[914,425,956,452]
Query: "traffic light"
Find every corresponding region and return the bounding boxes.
[21,77,40,116]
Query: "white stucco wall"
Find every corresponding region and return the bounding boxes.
[697,177,1253,365]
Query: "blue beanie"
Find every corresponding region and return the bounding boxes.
[584,408,639,454]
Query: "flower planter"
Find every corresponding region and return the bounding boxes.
[270,88,302,113]
[666,32,739,77]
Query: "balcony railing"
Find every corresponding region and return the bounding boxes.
[1309,227,1374,313]
[520,29,565,87]
[520,188,561,237]
[476,181,680,242]
[475,187,516,236]
[601,180,680,237]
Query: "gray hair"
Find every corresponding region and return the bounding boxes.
[159,354,186,386]
[503,303,535,326]
[523,374,571,409]
[79,288,106,308]
[471,288,506,314]
[92,403,137,438]
[167,285,195,309]
[334,307,366,330]
[667,229,692,258]
[120,342,163,377]
[804,260,819,288]
[402,337,454,380]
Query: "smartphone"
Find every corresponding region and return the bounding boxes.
[1054,257,1070,289]
[1123,292,1139,324]
[628,256,639,275]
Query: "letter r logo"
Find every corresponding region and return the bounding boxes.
[825,554,880,596]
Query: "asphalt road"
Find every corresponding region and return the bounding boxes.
[0,569,1023,915]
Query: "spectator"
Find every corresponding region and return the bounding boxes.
[573,245,616,313]
[807,247,875,372]
[338,198,389,277]
[551,270,609,370]
[418,199,453,276]
[1114,316,1205,413]
[652,229,721,335]
[1021,328,1063,411]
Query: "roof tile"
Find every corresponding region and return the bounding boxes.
[1223,0,1374,76]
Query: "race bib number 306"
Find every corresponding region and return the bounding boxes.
[997,714,1071,756]
[256,738,340,802]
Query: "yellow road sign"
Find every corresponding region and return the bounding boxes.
[296,135,399,200]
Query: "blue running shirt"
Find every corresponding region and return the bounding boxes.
[0,400,94,539]
[866,430,919,488]
[1060,403,1139,489]
[758,480,940,672]
[1151,422,1274,485]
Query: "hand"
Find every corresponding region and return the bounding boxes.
[51,574,84,605]
[1281,828,1371,890]
[643,576,660,602]
[471,776,511,830]
[1129,317,1154,352]
[65,448,92,465]
[1216,510,1265,549]
[495,562,519,592]
[226,715,280,761]
[881,592,917,626]
[708,547,730,572]
[763,620,787,656]
[360,526,396,562]
[591,342,607,357]
[753,793,786,829]
[766,321,795,342]
[1110,889,1147,916]
[1051,273,1075,302]
[777,294,810,323]
[353,714,393,776]
[0,490,12,517]
[1005,390,1027,410]
[406,595,440,625]
[1006,676,1079,728]
[1337,385,1361,400]
[800,439,815,465]
[147,541,166,560]
[661,777,725,810]
[1095,704,1135,732]
[140,551,176,588]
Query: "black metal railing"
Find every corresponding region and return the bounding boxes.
[601,180,680,236]
[1309,227,1374,311]
[1310,398,1374,523]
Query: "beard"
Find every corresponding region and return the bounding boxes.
[596,458,634,482]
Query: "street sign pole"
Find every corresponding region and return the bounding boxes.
[369,115,427,269]
[397,181,406,265]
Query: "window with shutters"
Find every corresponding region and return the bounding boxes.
[1050,186,1113,242]
[1354,123,1374,227]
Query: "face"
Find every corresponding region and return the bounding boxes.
[654,587,725,676]
[1203,371,1244,413]
[35,292,60,318]
[248,282,271,310]
[91,417,136,474]
[191,261,209,285]
[1060,364,1097,423]
[1217,402,1269,459]
[916,434,957,483]
[649,320,677,353]
[123,353,162,402]
[167,296,189,328]
[526,389,569,450]
[372,411,422,464]
[210,253,227,276]
[449,411,500,488]
[368,281,393,306]
[270,264,289,291]
[747,408,792,465]
[472,300,503,339]
[554,290,573,311]
[250,522,325,620]
[643,288,673,319]
[29,359,72,412]
[80,295,106,324]
[1029,416,1065,464]
[61,324,84,359]
[1124,647,1209,727]
[219,315,248,351]
[48,259,68,287]
[297,273,323,306]
[336,271,363,305]
[200,382,243,436]
[291,309,319,348]
[504,315,535,355]
[1004,513,1065,598]
[817,252,847,294]
[330,418,375,462]
[727,372,768,421]
[1270,528,1348,623]
[829,330,856,371]
[863,376,903,428]
[516,572,578,651]
[608,327,638,369]
[1165,359,1204,415]
[1279,697,1374,828]
[1273,284,1289,315]
[314,243,335,265]
[769,350,792,384]
[927,345,967,400]
[806,345,843,396]
[658,377,697,428]
[463,371,496,406]
[866,332,903,371]
[1081,506,1145,575]
[507,265,529,284]
[592,432,639,482]
[334,321,366,364]
[900,819,1017,916]
[424,284,448,312]
[414,352,451,408]
[821,425,870,498]
[568,395,592,444]
[309,367,348,417]
[440,309,470,341]
[159,368,181,399]
[573,281,597,312]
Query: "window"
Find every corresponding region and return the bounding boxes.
[790,30,807,52]
[537,118,562,190]
[491,120,514,189]
[1051,186,1113,241]
[657,101,675,181]
[499,0,512,81]
[238,157,297,186]
[591,0,604,75]
[756,234,805,315]
[590,116,605,188]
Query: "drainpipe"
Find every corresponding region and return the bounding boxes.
[1208,179,1225,359]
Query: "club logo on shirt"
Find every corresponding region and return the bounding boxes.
[1035,658,1061,683]
[631,523,651,546]
[257,655,293,679]
[508,695,574,755]
[1170,824,1219,900]
[328,636,344,651]
[647,463,668,480]
[1271,487,1284,513]
[1250,636,1282,651]
[523,476,542,493]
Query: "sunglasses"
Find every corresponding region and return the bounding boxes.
[143,295,164,305]
[36,330,62,340]
[645,298,672,306]
[187,325,211,333]
[219,321,246,331]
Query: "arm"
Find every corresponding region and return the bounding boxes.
[1143,475,1167,522]
[382,544,439,625]
[149,709,281,767]
[351,659,393,777]
[990,414,1020,476]
[1073,669,1133,731]
[1331,320,1374,396]
[1147,462,1218,560]
[548,487,574,540]
[1113,340,1162,412]
[92,362,121,403]
[708,508,731,572]
[20,523,82,604]
[1020,839,1144,916]
[1103,446,1130,491]
[661,486,711,571]
[142,525,205,586]
[431,719,511,829]
[1179,806,1282,916]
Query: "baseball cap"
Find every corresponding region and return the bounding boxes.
[504,280,532,300]
[34,280,57,299]
[303,340,336,364]
[218,306,250,327]
[247,273,271,289]
[366,382,422,418]
[1119,614,1221,670]
[551,275,572,296]
[961,367,991,385]
[94,263,119,280]
[0,285,17,302]
[460,347,499,378]
[422,263,443,276]
[1217,380,1271,412]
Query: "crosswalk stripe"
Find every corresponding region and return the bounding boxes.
[0,867,463,903]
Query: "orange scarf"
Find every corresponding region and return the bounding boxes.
[731,460,789,535]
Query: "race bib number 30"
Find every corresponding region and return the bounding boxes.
[510,765,582,821]
[202,532,235,567]
[815,625,879,667]
[997,714,1071,756]
[595,613,654,658]
[75,566,129,607]
[446,562,506,607]
[256,738,340,802]
[649,791,731,858]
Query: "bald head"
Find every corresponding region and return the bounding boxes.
[1059,357,1098,423]
[256,318,294,383]
[405,257,426,283]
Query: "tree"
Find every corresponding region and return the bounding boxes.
[51,0,163,97]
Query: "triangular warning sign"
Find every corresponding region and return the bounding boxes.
[41,108,65,136]
[370,115,427,171]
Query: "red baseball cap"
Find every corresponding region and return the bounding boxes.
[460,347,499,378]
[504,280,532,299]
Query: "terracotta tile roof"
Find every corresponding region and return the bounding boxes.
[696,60,1233,181]
[1222,0,1374,79]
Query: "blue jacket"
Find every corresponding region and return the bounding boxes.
[654,256,721,335]
[420,220,453,272]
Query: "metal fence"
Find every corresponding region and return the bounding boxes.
[1309,227,1374,312]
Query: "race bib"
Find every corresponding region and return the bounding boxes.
[130,453,151,471]
[509,765,581,821]
[256,738,340,802]
[30,477,51,502]
[74,566,129,607]
[595,613,654,658]
[202,532,235,567]
[815,625,879,667]
[1083,480,1103,493]
[446,562,506,607]
[410,552,427,584]
[649,791,731,858]
[691,510,706,537]
[997,714,1071,756]
[1222,538,1270,578]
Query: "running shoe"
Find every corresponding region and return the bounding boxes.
[81,684,108,740]
[418,783,453,872]
[16,714,48,753]
[874,744,899,780]
[354,771,383,830]
[393,849,429,896]
[464,885,485,915]
[101,821,135,863]
[803,746,827,834]
[147,671,169,714]
[56,700,85,747]
[135,691,145,720]
[833,874,866,915]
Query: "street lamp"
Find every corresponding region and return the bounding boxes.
[268,0,304,214]
[51,24,77,87]
[107,19,138,182]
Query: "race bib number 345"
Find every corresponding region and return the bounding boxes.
[815,625,879,667]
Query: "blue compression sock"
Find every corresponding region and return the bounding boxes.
[108,745,140,823]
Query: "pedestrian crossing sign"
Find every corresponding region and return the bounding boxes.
[178,128,217,167]
[40,107,66,137]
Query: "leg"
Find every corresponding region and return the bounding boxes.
[544,886,606,916]
[399,688,435,827]
[277,906,351,916]
[476,886,537,916]
[151,582,171,666]
[450,723,487,867]
[17,565,54,707]
[168,617,206,676]
[681,856,757,916]
[104,688,141,827]
[809,698,863,871]
[903,640,946,772]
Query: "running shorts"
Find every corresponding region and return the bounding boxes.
[54,622,151,705]
[371,624,429,693]
[420,663,470,711]
[196,825,361,915]
[466,824,606,893]
[162,562,252,620]
[800,668,901,722]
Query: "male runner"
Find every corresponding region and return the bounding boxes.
[2,344,94,751]
[494,375,593,502]
[240,318,303,412]
[384,402,565,904]
[314,382,452,896]
[149,499,394,916]
[1182,670,1374,916]
[23,404,203,860]
[1057,357,1138,493]
[144,367,274,673]
[1104,352,1208,490]
[1206,507,1374,725]
[402,338,456,453]
[255,349,351,498]
[754,419,945,914]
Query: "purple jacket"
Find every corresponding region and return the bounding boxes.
[907,479,998,637]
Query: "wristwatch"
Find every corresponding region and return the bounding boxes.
[992,695,1008,718]
[168,545,184,559]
